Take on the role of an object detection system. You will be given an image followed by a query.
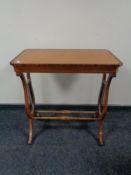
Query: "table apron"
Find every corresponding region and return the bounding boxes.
[13,65,118,75]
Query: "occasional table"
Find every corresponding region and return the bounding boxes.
[10,49,122,145]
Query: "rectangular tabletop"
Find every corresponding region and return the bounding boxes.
[10,49,122,74]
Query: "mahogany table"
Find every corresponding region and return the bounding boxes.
[10,49,122,145]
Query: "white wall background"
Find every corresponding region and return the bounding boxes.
[0,0,131,105]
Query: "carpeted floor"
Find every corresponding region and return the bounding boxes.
[0,109,131,175]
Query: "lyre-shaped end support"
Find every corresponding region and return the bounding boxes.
[18,73,35,144]
[97,73,115,145]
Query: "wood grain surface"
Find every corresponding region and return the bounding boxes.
[10,49,122,66]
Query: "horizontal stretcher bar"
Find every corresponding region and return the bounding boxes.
[32,116,98,121]
[33,110,98,120]
[35,110,97,114]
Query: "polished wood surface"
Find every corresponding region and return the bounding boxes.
[10,49,122,74]
[10,49,123,145]
[11,49,122,66]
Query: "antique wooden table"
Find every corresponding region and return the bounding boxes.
[10,49,122,145]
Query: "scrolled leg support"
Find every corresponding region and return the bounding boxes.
[97,74,114,145]
[18,73,35,144]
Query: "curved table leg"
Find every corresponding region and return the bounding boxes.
[18,73,35,144]
[97,74,114,145]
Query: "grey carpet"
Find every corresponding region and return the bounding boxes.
[0,109,131,175]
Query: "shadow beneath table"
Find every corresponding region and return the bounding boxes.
[32,120,98,144]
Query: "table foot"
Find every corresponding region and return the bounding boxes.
[28,119,33,144]
[98,119,104,145]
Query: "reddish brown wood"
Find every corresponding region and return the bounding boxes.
[19,73,35,143]
[97,74,114,145]
[10,49,122,74]
[28,119,33,144]
[27,73,35,114]
[10,49,123,145]
[10,49,122,65]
